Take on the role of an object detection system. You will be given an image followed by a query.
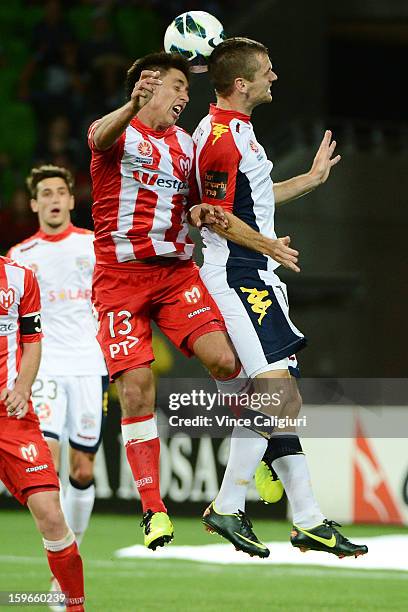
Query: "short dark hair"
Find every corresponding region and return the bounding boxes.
[26,165,74,199]
[208,37,269,96]
[125,51,190,100]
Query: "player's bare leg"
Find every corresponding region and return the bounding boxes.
[27,490,85,611]
[191,330,239,379]
[46,439,61,473]
[116,367,173,549]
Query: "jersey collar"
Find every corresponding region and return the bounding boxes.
[36,223,75,242]
[130,116,176,139]
[209,104,251,123]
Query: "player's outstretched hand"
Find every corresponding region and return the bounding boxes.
[189,203,229,230]
[308,130,341,185]
[1,387,29,419]
[131,70,163,109]
[267,236,300,273]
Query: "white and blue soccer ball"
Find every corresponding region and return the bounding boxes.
[164,11,226,70]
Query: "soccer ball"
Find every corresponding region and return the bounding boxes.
[164,11,226,72]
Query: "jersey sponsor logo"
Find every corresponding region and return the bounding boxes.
[204,170,228,200]
[134,156,154,165]
[138,140,153,157]
[179,156,192,178]
[188,306,210,319]
[48,288,92,302]
[240,287,272,325]
[0,320,16,335]
[26,463,49,473]
[0,287,16,310]
[133,170,188,192]
[212,123,229,145]
[109,335,139,358]
[20,443,39,463]
[250,140,260,153]
[184,286,201,305]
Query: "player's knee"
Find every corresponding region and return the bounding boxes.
[281,386,302,419]
[32,498,66,539]
[119,383,151,416]
[207,348,238,379]
[70,467,94,488]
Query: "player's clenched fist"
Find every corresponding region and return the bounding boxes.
[0,387,29,419]
[131,70,163,108]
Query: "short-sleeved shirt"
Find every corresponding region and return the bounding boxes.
[8,225,107,377]
[0,256,42,417]
[193,104,279,273]
[88,116,197,266]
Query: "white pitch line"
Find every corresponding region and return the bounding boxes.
[115,534,408,572]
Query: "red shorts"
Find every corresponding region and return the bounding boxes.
[92,259,226,380]
[0,404,59,505]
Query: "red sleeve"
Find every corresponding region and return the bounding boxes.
[186,147,200,209]
[20,268,42,343]
[197,124,241,213]
[87,120,101,152]
[87,120,124,155]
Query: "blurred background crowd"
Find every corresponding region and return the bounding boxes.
[0,0,234,242]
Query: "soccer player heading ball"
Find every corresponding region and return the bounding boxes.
[88,49,297,551]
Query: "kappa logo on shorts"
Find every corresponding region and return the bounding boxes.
[20,443,39,463]
[0,287,16,310]
[240,287,272,325]
[26,463,48,473]
[184,286,201,305]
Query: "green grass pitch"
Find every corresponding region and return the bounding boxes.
[0,510,407,611]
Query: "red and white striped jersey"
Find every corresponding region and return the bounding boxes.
[0,256,42,416]
[8,225,107,377]
[193,105,279,273]
[88,116,196,266]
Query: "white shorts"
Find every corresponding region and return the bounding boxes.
[200,264,305,378]
[31,374,108,453]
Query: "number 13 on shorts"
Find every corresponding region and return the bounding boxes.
[107,310,139,358]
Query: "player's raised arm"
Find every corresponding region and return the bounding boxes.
[91,69,163,151]
[274,130,341,206]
